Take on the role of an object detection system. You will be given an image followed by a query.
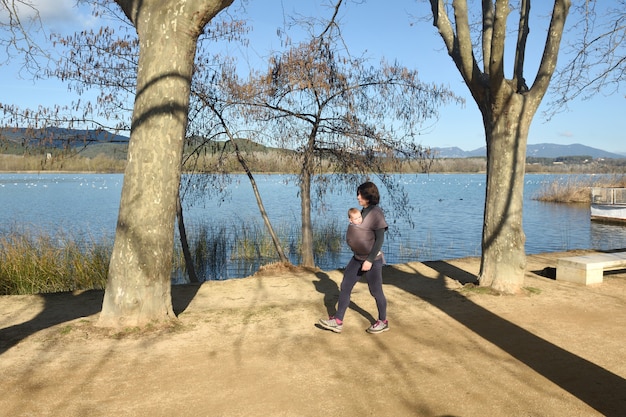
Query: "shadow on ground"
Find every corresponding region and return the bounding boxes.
[313,271,376,329]
[0,290,103,355]
[383,261,626,417]
[0,284,202,356]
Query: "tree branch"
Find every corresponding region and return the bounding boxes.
[530,0,571,98]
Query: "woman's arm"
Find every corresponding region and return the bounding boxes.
[366,228,385,263]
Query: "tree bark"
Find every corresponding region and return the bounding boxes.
[177,193,199,283]
[429,0,570,294]
[99,0,233,327]
[300,167,314,268]
[300,130,317,268]
[478,93,531,292]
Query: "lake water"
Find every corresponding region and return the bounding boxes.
[2,172,626,280]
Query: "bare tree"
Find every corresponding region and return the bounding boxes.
[186,66,290,264]
[546,0,625,117]
[96,0,234,327]
[427,0,571,293]
[3,1,290,283]
[47,11,263,283]
[226,0,461,268]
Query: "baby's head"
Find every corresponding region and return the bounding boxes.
[348,207,362,225]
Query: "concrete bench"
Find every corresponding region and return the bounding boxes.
[556,252,626,285]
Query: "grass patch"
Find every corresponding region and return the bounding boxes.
[524,286,542,295]
[458,283,502,295]
[59,325,74,335]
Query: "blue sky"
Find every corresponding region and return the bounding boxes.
[2,0,624,154]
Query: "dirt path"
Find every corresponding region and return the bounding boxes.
[1,250,625,417]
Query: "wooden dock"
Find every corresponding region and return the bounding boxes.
[590,187,626,223]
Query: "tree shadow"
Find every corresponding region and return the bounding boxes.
[171,282,203,315]
[0,283,201,356]
[312,271,375,326]
[0,290,103,356]
[384,261,626,416]
[532,266,556,280]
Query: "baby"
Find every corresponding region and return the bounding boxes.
[346,207,384,263]
[348,207,362,225]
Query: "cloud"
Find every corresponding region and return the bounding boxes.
[18,0,97,32]
[558,130,574,138]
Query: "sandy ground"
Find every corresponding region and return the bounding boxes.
[1,249,625,417]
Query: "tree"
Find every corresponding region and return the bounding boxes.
[427,0,571,293]
[47,7,267,284]
[186,65,290,265]
[227,0,461,268]
[3,1,288,284]
[98,0,234,327]
[42,3,291,274]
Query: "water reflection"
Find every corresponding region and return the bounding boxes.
[590,221,626,250]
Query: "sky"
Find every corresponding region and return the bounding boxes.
[1,0,624,154]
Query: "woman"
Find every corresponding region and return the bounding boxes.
[319,181,389,334]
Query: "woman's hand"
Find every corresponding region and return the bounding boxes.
[361,260,372,271]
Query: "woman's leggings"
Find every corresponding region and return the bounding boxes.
[335,256,386,321]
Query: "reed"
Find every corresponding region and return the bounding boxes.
[3,150,624,175]
[0,153,126,172]
[533,174,626,203]
[1,219,346,294]
[313,219,342,254]
[0,231,110,295]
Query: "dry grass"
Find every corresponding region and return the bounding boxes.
[0,231,110,295]
[533,174,626,203]
[0,153,126,172]
[1,218,345,295]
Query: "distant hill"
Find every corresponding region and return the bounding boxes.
[2,128,623,161]
[433,143,624,159]
[0,128,284,155]
[0,127,129,147]
[0,128,284,161]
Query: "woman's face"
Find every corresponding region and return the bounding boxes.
[357,192,369,208]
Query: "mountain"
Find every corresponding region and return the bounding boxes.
[433,143,624,159]
[2,128,623,160]
[0,127,129,147]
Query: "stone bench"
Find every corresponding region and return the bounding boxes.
[556,252,626,285]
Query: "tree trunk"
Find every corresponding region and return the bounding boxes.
[99,0,232,327]
[478,95,532,293]
[245,172,289,264]
[231,140,289,264]
[300,129,317,268]
[300,168,314,268]
[177,192,199,283]
[427,0,570,294]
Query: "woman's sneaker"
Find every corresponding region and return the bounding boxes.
[366,320,389,334]
[319,317,343,333]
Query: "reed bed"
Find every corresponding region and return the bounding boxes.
[0,153,126,172]
[1,219,345,295]
[533,174,626,203]
[0,231,110,295]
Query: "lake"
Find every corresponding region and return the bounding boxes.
[2,172,626,280]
